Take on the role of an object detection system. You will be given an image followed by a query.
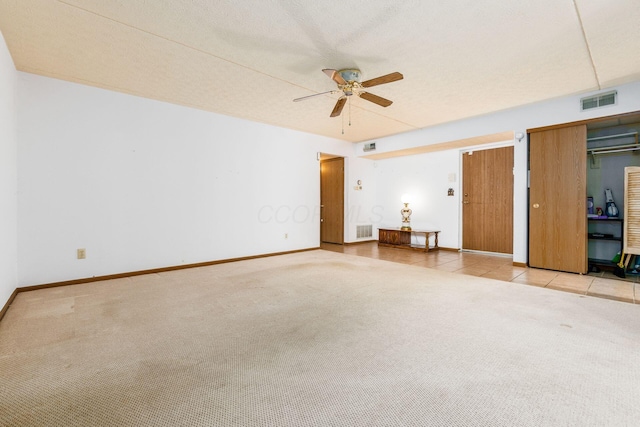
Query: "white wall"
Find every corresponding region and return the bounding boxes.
[362,81,640,263]
[344,157,379,242]
[16,73,354,286]
[12,64,640,289]
[374,149,462,249]
[0,32,18,307]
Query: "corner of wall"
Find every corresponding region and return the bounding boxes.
[0,30,19,309]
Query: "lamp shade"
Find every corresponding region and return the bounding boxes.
[401,193,412,204]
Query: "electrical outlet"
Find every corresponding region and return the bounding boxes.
[77,248,86,259]
[285,233,288,239]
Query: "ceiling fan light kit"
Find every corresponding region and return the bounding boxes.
[293,68,403,120]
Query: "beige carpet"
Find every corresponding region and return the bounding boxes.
[1,250,639,426]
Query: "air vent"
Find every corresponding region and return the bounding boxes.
[581,91,617,111]
[356,225,373,239]
[363,142,376,152]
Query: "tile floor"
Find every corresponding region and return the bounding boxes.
[321,242,639,304]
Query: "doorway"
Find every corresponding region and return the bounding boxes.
[320,157,344,244]
[462,146,514,254]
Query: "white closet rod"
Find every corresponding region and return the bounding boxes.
[587,131,638,142]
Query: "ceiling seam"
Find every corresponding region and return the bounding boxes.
[572,0,601,90]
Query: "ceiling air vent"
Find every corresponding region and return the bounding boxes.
[581,91,617,111]
[363,142,376,152]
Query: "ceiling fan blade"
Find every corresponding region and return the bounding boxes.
[293,90,338,102]
[361,72,403,88]
[359,92,393,107]
[322,69,347,85]
[330,97,347,117]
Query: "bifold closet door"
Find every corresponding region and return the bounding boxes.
[529,125,587,274]
[624,166,640,255]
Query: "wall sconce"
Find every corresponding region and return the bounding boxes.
[400,194,412,230]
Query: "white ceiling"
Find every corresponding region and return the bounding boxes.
[1,0,639,143]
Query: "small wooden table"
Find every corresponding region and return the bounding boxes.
[378,228,440,252]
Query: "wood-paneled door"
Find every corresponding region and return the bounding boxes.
[320,157,344,244]
[462,146,514,254]
[529,125,587,274]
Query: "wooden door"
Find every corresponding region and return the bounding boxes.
[462,146,514,253]
[320,157,344,244]
[529,125,587,273]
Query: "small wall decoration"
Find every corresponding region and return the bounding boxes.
[448,188,454,196]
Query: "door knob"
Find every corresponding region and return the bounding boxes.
[533,203,540,208]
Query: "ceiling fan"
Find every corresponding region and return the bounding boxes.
[294,69,403,117]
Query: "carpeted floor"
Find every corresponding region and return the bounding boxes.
[1,250,639,426]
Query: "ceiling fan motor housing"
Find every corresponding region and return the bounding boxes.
[339,69,361,82]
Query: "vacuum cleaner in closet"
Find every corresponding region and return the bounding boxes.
[605,189,619,218]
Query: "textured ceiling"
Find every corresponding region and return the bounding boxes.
[1,0,639,142]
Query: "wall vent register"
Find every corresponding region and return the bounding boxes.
[356,224,373,238]
[581,91,617,111]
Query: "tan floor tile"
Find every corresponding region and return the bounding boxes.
[456,266,492,277]
[473,256,513,266]
[446,259,486,268]
[516,268,559,280]
[587,278,634,303]
[389,257,423,265]
[497,265,528,274]
[320,242,636,304]
[410,259,440,268]
[430,253,462,261]
[510,277,549,287]
[550,272,594,286]
[431,264,462,273]
[481,269,524,282]
[546,273,593,294]
[510,269,559,287]
[474,260,514,270]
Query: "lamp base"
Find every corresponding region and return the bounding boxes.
[401,226,412,230]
